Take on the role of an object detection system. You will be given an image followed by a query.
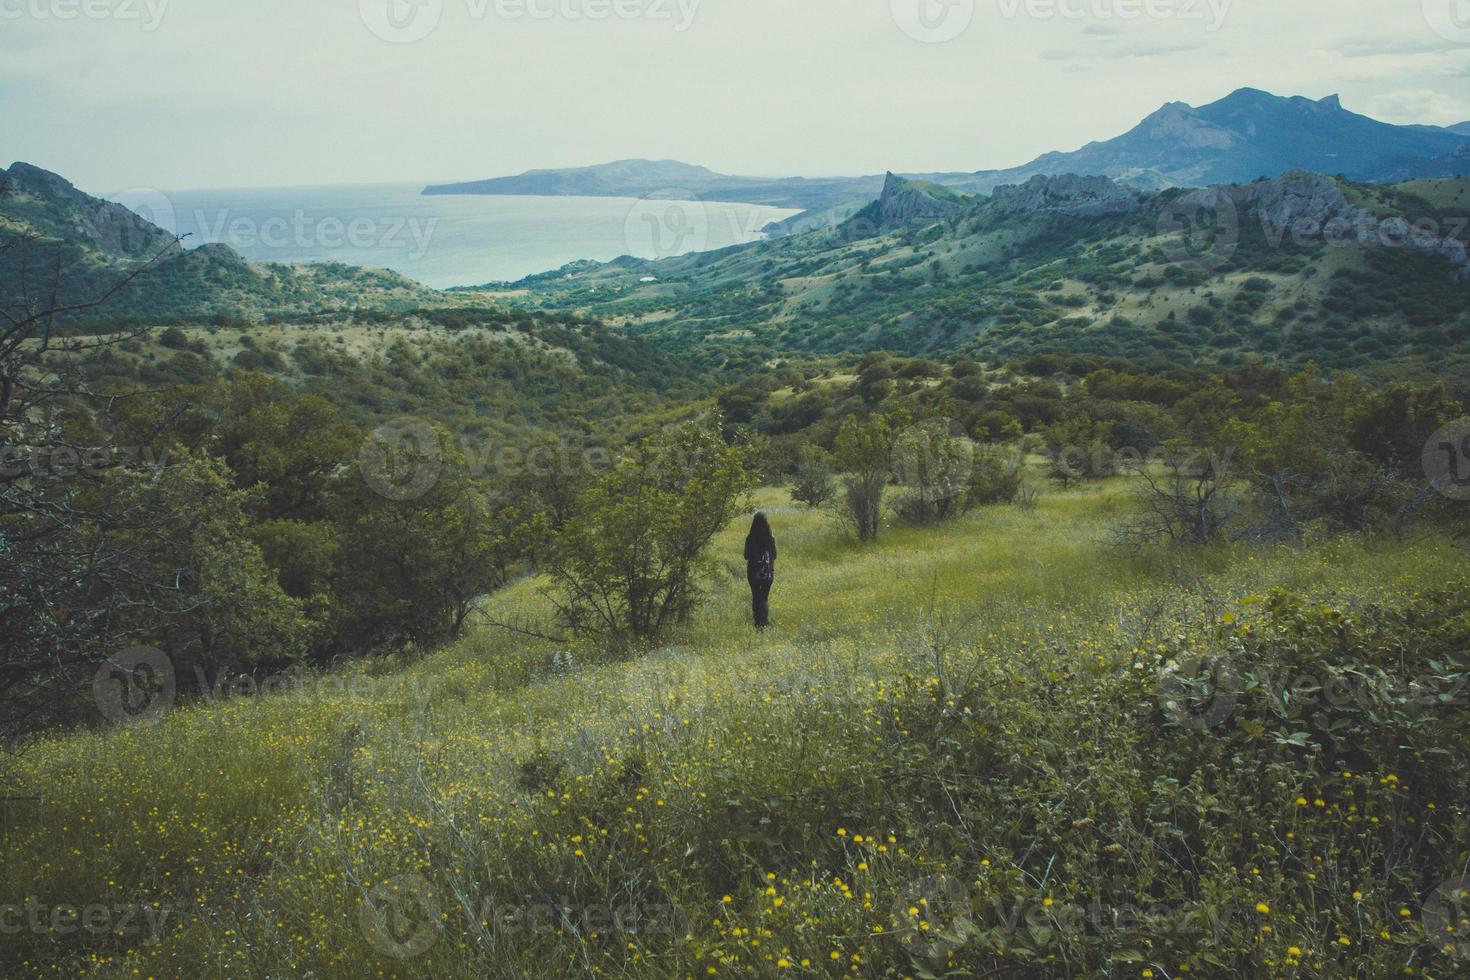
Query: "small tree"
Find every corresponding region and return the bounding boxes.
[892,418,974,525]
[1116,453,1238,549]
[333,425,521,651]
[546,421,751,645]
[835,413,896,541]
[1043,417,1117,486]
[790,444,835,508]
[966,444,1026,507]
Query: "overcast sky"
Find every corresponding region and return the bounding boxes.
[4,0,1470,193]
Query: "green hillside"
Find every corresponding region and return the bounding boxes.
[487,174,1470,379]
[0,163,464,323]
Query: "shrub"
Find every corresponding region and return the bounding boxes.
[891,418,974,525]
[545,420,752,644]
[966,445,1025,506]
[1116,454,1239,547]
[834,413,896,541]
[789,445,835,508]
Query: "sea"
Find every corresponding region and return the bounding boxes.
[107,183,801,290]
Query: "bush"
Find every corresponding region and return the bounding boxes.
[891,418,974,525]
[834,413,896,541]
[966,445,1025,506]
[1116,456,1239,548]
[789,445,835,508]
[545,420,752,644]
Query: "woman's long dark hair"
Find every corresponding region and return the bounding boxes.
[748,512,773,547]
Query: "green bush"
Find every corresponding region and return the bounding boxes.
[545,420,752,644]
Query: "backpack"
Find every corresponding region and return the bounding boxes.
[753,549,774,584]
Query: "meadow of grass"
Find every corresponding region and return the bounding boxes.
[3,476,1468,978]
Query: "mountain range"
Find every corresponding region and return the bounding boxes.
[425,88,1470,231]
[6,91,1470,378]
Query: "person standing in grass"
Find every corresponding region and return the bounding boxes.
[744,513,777,630]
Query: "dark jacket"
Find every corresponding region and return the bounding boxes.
[744,532,777,568]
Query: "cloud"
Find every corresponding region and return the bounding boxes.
[1048,35,1202,62]
[1332,37,1459,59]
[1365,88,1470,126]
[1112,39,1203,58]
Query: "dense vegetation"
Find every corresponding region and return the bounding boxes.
[493,177,1470,381]
[6,482,1470,978]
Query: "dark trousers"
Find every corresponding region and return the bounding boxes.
[748,575,772,628]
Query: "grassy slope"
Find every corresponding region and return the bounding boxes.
[4,472,1463,978]
[480,178,1470,378]
[70,309,702,440]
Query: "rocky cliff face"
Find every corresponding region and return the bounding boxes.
[1172,171,1470,277]
[2,162,179,260]
[989,174,1143,217]
[874,172,966,226]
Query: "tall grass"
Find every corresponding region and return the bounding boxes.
[3,479,1465,978]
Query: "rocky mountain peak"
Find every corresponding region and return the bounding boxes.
[873,172,967,226]
[3,161,179,260]
[989,173,1142,216]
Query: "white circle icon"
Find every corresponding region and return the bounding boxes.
[891,0,975,44]
[360,0,443,43]
[1424,0,1470,44]
[623,191,710,261]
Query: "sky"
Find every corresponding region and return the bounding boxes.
[3,0,1470,194]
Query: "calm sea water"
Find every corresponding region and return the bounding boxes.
[108,183,800,289]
